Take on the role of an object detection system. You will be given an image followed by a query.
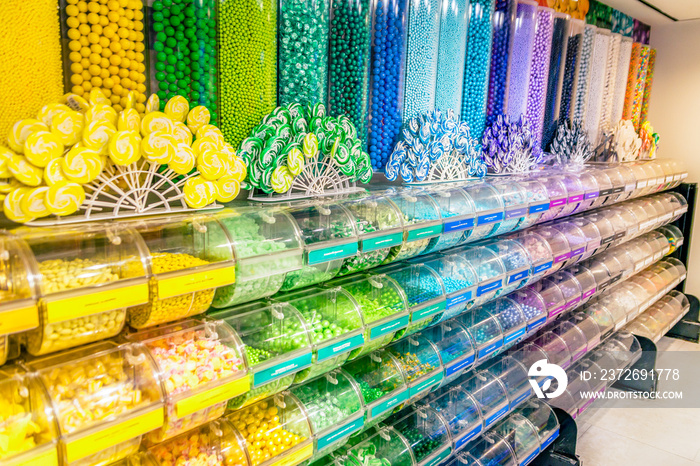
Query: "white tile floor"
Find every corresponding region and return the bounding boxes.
[576,337,700,465]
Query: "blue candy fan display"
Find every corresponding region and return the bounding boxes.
[384,109,487,183]
[482,115,542,174]
[549,120,593,167]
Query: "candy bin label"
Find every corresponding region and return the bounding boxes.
[528,315,547,332]
[65,408,164,463]
[549,198,566,207]
[568,194,584,203]
[176,376,251,418]
[369,390,409,419]
[541,428,560,450]
[549,305,566,318]
[317,334,365,362]
[505,207,527,219]
[412,300,447,323]
[316,415,365,451]
[0,304,39,334]
[369,315,410,340]
[253,352,313,387]
[445,354,475,378]
[522,449,540,466]
[507,269,529,284]
[571,247,586,257]
[504,327,526,345]
[477,211,504,225]
[553,252,570,264]
[612,186,625,194]
[46,283,148,324]
[407,224,443,242]
[409,371,444,398]
[447,290,473,309]
[455,424,482,450]
[269,442,314,466]
[511,389,531,408]
[157,265,236,299]
[477,279,503,296]
[485,405,509,427]
[533,261,553,275]
[308,243,359,265]
[444,217,475,232]
[362,233,404,252]
[599,188,613,196]
[584,191,599,200]
[10,446,59,466]
[478,339,503,360]
[424,447,452,466]
[529,203,550,214]
[583,288,596,299]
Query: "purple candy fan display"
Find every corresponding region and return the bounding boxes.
[482,115,542,174]
[525,6,554,157]
[385,109,487,182]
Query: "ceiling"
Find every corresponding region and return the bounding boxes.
[599,0,700,26]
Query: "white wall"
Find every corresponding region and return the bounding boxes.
[648,19,700,294]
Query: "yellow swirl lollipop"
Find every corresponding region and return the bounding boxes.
[172,121,193,146]
[141,111,174,136]
[3,188,35,223]
[62,146,103,184]
[88,89,110,106]
[183,175,215,208]
[118,108,141,132]
[215,175,240,203]
[170,144,196,175]
[109,130,142,166]
[61,93,90,112]
[8,155,43,186]
[145,94,160,114]
[0,178,22,194]
[228,155,247,182]
[195,124,224,141]
[196,150,228,181]
[8,119,49,153]
[50,111,85,146]
[271,166,293,194]
[37,103,71,128]
[186,105,211,133]
[45,181,85,216]
[83,120,117,154]
[85,104,118,127]
[24,131,64,167]
[164,96,190,123]
[0,147,14,178]
[44,157,68,186]
[21,187,51,218]
[141,131,176,164]
[124,91,137,110]
[191,136,222,157]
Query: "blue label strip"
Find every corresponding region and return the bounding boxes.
[506,207,527,219]
[409,372,444,398]
[529,203,550,214]
[477,279,503,296]
[504,327,526,344]
[584,191,599,200]
[508,269,529,284]
[528,315,547,332]
[455,425,482,450]
[477,211,504,225]
[511,389,532,407]
[446,290,473,309]
[522,449,540,466]
[444,217,475,233]
[478,339,503,360]
[533,261,553,275]
[485,405,509,427]
[445,354,475,377]
[541,428,560,450]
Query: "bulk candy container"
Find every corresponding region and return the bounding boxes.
[515,400,559,451]
[534,330,572,369]
[493,412,542,464]
[517,179,550,229]
[343,350,408,426]
[226,393,313,466]
[420,254,477,320]
[487,356,530,408]
[0,368,59,465]
[462,370,509,428]
[423,322,476,385]
[461,0,495,140]
[585,169,612,209]
[329,0,372,146]
[525,7,554,153]
[486,0,515,126]
[541,12,571,150]
[622,44,650,130]
[532,279,565,319]
[569,265,597,304]
[122,216,235,330]
[127,320,247,443]
[571,312,602,350]
[346,426,415,466]
[462,183,505,241]
[574,171,601,213]
[459,434,516,464]
[211,208,303,308]
[379,263,446,335]
[505,0,537,123]
[610,38,633,125]
[548,271,583,313]
[552,320,588,362]
[536,175,567,221]
[489,180,528,235]
[403,0,441,122]
[424,386,483,452]
[482,298,527,348]
[291,370,364,457]
[280,203,358,291]
[587,212,615,251]
[571,24,596,123]
[16,225,149,355]
[208,302,310,410]
[509,231,553,284]
[458,307,504,361]
[337,197,403,276]
[219,0,277,146]
[368,0,408,169]
[148,0,218,119]
[567,217,602,260]
[278,0,330,107]
[386,334,444,402]
[273,286,365,380]
[550,222,586,267]
[26,342,164,465]
[384,190,442,263]
[534,226,571,274]
[460,246,507,306]
[483,239,530,294]
[425,187,477,252]
[389,406,452,465]
[511,288,548,332]
[556,172,584,218]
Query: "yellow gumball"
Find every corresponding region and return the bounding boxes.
[215,175,240,203]
[82,119,117,152]
[141,111,173,136]
[164,95,189,123]
[4,188,35,223]
[37,103,72,128]
[172,121,193,146]
[145,94,160,113]
[8,155,43,186]
[62,146,103,183]
[8,119,49,153]
[0,147,15,178]
[44,158,69,186]
[141,130,176,164]
[85,103,118,126]
[169,143,196,175]
[21,187,51,218]
[183,175,215,208]
[118,108,141,131]
[45,181,86,216]
[24,131,65,167]
[196,150,228,181]
[186,105,210,133]
[109,130,141,165]
[51,111,85,146]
